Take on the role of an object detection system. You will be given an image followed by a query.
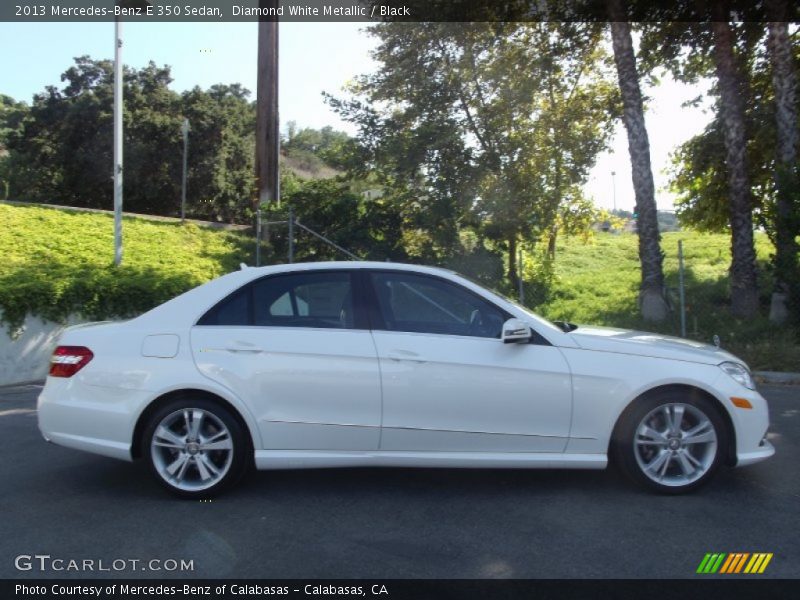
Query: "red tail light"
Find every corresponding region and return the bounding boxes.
[49,346,94,378]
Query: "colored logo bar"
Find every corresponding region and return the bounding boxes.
[696,553,773,574]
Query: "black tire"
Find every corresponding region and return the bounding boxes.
[141,397,251,499]
[612,390,728,494]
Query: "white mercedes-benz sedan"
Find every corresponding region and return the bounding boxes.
[38,261,774,497]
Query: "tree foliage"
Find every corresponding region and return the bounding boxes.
[283,123,353,172]
[262,177,407,263]
[181,83,257,223]
[640,19,771,317]
[0,94,28,199]
[665,26,800,241]
[3,57,256,223]
[327,22,619,289]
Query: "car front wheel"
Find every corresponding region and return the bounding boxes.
[142,398,250,498]
[614,392,728,494]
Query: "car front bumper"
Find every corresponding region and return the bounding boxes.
[736,439,775,467]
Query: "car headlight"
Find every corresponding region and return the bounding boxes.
[720,361,755,390]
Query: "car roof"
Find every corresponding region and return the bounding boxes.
[130,259,571,347]
[239,261,457,276]
[132,261,460,328]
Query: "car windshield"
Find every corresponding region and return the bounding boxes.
[494,290,568,334]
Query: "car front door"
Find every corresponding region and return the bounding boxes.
[191,270,381,450]
[366,270,572,453]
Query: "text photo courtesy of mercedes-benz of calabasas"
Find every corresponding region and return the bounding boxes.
[37,262,774,498]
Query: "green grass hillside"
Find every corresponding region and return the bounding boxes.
[0,203,252,332]
[533,231,798,371]
[1,203,797,370]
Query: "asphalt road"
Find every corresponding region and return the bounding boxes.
[1,383,798,580]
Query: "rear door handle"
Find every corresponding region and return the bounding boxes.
[386,350,427,363]
[225,342,263,354]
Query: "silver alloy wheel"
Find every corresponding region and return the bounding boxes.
[150,408,234,492]
[633,402,718,487]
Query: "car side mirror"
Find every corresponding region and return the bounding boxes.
[501,318,532,344]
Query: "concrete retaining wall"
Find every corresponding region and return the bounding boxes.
[0,314,85,386]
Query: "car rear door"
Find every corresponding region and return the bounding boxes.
[191,270,381,450]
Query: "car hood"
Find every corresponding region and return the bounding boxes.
[566,325,744,367]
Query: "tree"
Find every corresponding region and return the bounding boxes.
[284,124,352,168]
[640,17,766,319]
[261,177,407,263]
[660,26,771,235]
[4,57,256,223]
[282,123,354,177]
[328,22,617,290]
[181,84,256,223]
[710,6,760,318]
[607,0,669,322]
[123,62,184,216]
[0,95,28,199]
[765,0,800,323]
[7,57,119,208]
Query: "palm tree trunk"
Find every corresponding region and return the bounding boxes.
[710,9,760,318]
[607,3,668,322]
[766,1,800,323]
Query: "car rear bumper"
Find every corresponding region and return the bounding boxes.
[37,376,139,462]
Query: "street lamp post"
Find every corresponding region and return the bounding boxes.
[611,170,617,213]
[181,118,190,223]
[113,16,123,266]
[112,1,151,266]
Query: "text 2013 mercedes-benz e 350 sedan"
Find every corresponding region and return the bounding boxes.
[38,262,774,497]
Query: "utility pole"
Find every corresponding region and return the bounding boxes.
[255,2,280,212]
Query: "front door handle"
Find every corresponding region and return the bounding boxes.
[386,349,427,363]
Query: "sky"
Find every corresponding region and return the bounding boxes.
[0,21,713,212]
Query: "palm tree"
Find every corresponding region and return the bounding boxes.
[607,0,668,322]
[709,5,760,318]
[766,0,799,323]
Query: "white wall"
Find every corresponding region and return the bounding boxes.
[0,314,85,386]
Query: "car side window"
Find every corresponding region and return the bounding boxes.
[253,272,353,328]
[197,287,251,326]
[370,272,505,338]
[197,272,355,329]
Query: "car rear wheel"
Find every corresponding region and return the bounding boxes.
[614,392,728,494]
[142,398,250,498]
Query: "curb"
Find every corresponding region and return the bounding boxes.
[754,371,800,386]
[0,379,45,390]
